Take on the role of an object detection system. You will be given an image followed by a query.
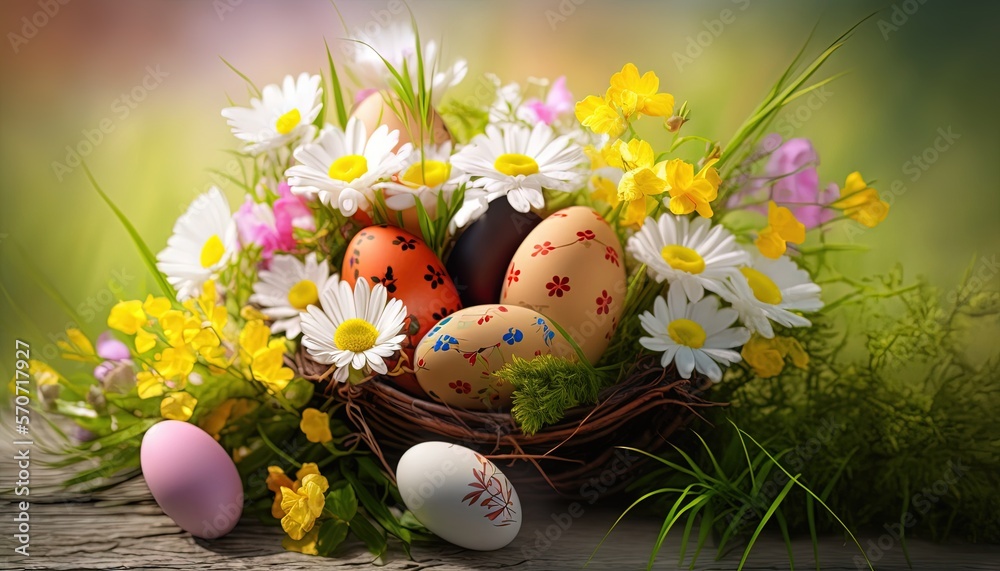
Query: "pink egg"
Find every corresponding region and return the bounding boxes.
[140,420,243,538]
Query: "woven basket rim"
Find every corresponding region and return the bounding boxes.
[290,348,723,496]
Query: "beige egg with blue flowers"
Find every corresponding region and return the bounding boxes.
[414,304,573,410]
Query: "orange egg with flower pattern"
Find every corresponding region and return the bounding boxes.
[342,226,461,395]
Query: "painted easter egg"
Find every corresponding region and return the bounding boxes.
[446,199,542,307]
[397,441,521,551]
[414,304,573,410]
[501,206,626,364]
[140,420,243,539]
[352,91,450,152]
[343,225,461,394]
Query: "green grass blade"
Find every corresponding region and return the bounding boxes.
[220,56,261,99]
[774,509,796,570]
[82,162,177,299]
[324,39,349,127]
[738,478,796,570]
[587,489,670,567]
[732,421,873,570]
[257,426,301,468]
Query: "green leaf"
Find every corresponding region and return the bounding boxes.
[316,518,350,556]
[349,512,388,558]
[82,162,177,299]
[326,484,359,522]
[341,464,412,543]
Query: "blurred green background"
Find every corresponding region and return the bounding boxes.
[1,0,998,368]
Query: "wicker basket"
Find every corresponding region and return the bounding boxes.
[294,350,720,499]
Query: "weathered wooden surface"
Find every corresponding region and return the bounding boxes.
[2,441,999,570]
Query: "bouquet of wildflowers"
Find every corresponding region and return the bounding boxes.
[30,15,998,566]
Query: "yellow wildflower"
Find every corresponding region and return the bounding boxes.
[267,463,322,519]
[832,172,889,228]
[240,319,270,355]
[160,391,198,421]
[142,295,171,319]
[108,300,146,335]
[574,95,626,137]
[280,473,329,540]
[603,139,668,227]
[266,467,297,519]
[29,360,61,386]
[756,201,806,259]
[606,63,675,118]
[240,320,294,390]
[159,310,197,347]
[741,334,809,378]
[282,528,320,555]
[135,327,158,353]
[136,370,165,399]
[300,408,333,444]
[56,328,96,362]
[240,305,269,322]
[153,346,197,380]
[664,158,721,218]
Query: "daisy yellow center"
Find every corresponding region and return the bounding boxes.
[402,160,451,188]
[494,153,539,177]
[275,108,301,135]
[661,245,705,274]
[199,235,225,268]
[287,279,318,310]
[667,318,706,349]
[334,318,379,352]
[741,267,783,305]
[328,155,368,182]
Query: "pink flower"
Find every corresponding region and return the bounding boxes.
[523,76,574,126]
[235,182,314,261]
[729,137,837,229]
[96,331,130,361]
[273,182,315,247]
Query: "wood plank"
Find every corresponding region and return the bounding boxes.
[3,485,1000,570]
[3,433,998,569]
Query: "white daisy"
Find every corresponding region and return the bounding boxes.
[221,73,322,154]
[627,214,749,309]
[299,277,408,383]
[639,294,749,383]
[376,142,467,211]
[156,187,239,300]
[249,253,335,339]
[719,253,824,338]
[449,123,585,226]
[345,22,466,105]
[284,117,411,217]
